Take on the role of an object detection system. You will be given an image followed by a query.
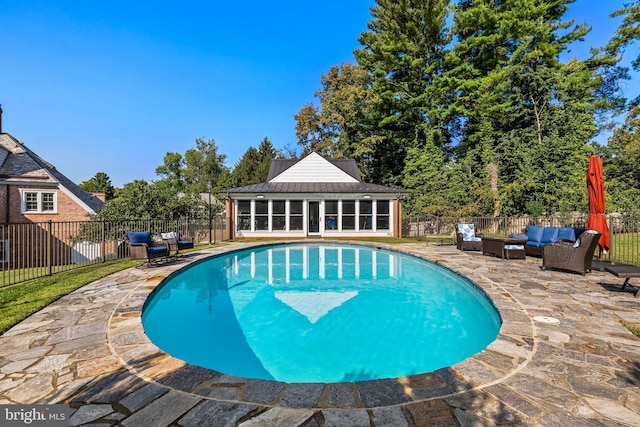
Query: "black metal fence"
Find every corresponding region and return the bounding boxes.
[402,214,640,267]
[0,217,227,287]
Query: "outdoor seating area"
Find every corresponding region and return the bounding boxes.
[125,230,195,264]
[1,242,638,426]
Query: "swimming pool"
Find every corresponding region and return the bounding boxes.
[142,243,501,383]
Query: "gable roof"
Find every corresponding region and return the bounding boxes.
[267,152,361,182]
[0,133,104,213]
[224,152,407,195]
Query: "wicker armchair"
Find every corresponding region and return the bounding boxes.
[541,231,602,275]
[161,231,194,256]
[126,231,170,264]
[456,223,484,251]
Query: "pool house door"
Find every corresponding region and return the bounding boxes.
[308,201,321,236]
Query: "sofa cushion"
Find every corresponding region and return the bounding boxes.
[127,231,153,246]
[541,227,559,243]
[457,224,481,242]
[526,226,545,243]
[557,227,577,241]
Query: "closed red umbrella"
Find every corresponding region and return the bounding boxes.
[586,155,610,259]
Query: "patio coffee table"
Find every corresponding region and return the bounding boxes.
[604,264,640,297]
[482,237,527,260]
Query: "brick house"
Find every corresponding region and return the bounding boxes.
[222,152,407,239]
[0,112,104,266]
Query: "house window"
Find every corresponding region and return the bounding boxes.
[360,200,373,230]
[325,200,338,230]
[0,240,8,263]
[22,191,57,214]
[255,200,269,230]
[289,201,303,230]
[376,200,390,230]
[273,200,286,230]
[342,201,355,230]
[237,201,252,230]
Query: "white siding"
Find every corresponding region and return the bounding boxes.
[269,152,359,183]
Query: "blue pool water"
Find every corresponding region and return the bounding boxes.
[142,243,501,383]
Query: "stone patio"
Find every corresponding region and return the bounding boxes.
[0,242,639,426]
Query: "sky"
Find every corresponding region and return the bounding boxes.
[1,0,638,188]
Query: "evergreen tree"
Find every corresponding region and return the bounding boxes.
[355,0,452,186]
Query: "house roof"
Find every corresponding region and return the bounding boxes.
[222,182,406,194]
[0,133,105,213]
[224,152,407,195]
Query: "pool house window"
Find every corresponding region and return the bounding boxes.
[272,201,286,230]
[289,201,303,230]
[360,200,373,230]
[325,200,338,230]
[237,201,252,230]
[376,201,390,230]
[255,200,269,231]
[342,201,355,230]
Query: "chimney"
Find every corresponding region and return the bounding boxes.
[0,104,3,133]
[90,191,106,202]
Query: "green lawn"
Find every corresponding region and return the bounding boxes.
[0,258,142,334]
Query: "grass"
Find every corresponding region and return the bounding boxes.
[622,320,640,338]
[0,258,142,334]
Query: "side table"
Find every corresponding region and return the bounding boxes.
[482,237,527,259]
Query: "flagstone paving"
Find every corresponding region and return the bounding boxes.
[1,242,639,426]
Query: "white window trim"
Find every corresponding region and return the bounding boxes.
[20,190,58,214]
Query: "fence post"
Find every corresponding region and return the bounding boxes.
[101,221,106,263]
[47,220,52,276]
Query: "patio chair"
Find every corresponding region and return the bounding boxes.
[541,230,602,275]
[456,223,483,251]
[161,231,194,256]
[126,231,170,264]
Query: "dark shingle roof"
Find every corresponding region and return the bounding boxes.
[0,133,105,213]
[222,182,407,194]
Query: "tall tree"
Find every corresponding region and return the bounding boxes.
[183,138,229,192]
[355,0,452,186]
[294,63,378,178]
[446,0,599,215]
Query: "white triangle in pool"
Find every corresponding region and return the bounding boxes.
[274,291,358,324]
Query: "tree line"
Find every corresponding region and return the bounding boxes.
[81,0,640,220]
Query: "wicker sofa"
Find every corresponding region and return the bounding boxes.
[541,231,601,275]
[511,225,583,257]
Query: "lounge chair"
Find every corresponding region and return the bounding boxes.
[541,230,602,275]
[456,223,483,251]
[161,231,194,256]
[126,231,170,264]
